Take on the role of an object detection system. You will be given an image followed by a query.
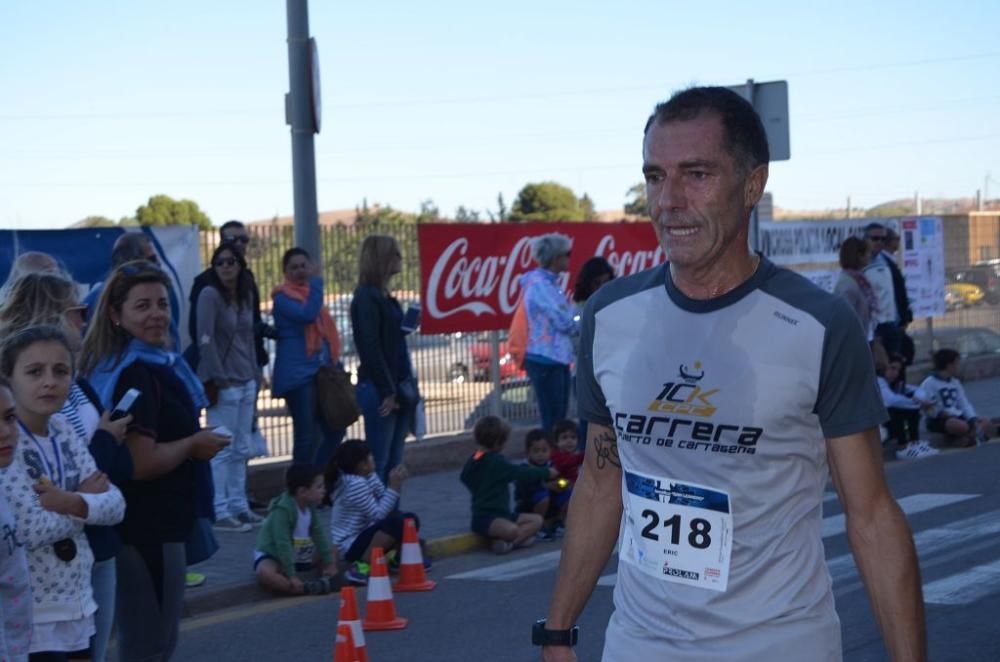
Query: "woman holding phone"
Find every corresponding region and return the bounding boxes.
[81,261,228,662]
[351,235,418,481]
[196,243,261,532]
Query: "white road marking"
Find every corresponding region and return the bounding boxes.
[827,510,1000,585]
[821,493,976,538]
[448,494,982,585]
[446,550,563,581]
[923,558,1000,605]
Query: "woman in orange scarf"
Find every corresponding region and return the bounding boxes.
[271,247,344,465]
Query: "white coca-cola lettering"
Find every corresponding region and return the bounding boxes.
[594,235,665,276]
[426,237,539,320]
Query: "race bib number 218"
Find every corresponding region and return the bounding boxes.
[620,471,732,592]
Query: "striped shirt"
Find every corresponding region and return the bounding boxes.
[329,474,399,555]
[61,382,100,446]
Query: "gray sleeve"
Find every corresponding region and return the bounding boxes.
[576,298,613,426]
[814,297,887,438]
[196,287,227,383]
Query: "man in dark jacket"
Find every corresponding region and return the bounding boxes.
[188,220,271,368]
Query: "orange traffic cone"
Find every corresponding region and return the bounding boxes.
[338,587,368,662]
[394,518,436,592]
[334,622,359,662]
[362,547,408,631]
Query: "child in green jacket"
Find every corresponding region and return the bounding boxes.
[253,464,342,595]
[460,416,557,554]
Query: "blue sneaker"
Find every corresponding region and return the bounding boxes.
[344,562,368,586]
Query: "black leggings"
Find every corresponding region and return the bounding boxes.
[887,407,920,444]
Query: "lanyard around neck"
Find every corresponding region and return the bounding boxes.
[17,419,63,488]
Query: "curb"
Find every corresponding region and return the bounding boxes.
[182,531,486,619]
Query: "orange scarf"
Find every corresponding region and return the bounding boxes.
[273,280,341,361]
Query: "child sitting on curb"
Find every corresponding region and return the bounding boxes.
[550,419,584,488]
[919,348,994,448]
[253,464,353,596]
[515,429,570,541]
[461,416,558,554]
[326,439,423,577]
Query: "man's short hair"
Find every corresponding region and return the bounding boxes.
[864,222,885,236]
[474,415,511,450]
[933,348,961,372]
[644,86,769,174]
[219,220,246,240]
[111,233,152,268]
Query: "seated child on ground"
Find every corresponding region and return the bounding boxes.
[550,419,584,487]
[253,464,342,596]
[515,429,570,539]
[919,348,993,448]
[877,353,937,460]
[461,416,558,554]
[327,439,422,577]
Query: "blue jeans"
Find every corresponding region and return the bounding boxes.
[357,380,413,481]
[207,380,256,519]
[525,359,570,434]
[90,557,116,662]
[284,378,344,466]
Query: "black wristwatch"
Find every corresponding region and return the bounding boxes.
[532,619,579,647]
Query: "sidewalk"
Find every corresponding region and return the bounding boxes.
[182,374,1000,617]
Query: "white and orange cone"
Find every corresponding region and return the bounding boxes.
[362,547,408,631]
[334,622,359,662]
[394,518,436,592]
[338,587,368,662]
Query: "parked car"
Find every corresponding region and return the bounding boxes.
[948,264,1000,304]
[908,326,1000,363]
[945,282,985,309]
[468,337,526,383]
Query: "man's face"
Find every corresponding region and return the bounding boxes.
[643,113,766,271]
[865,228,887,255]
[140,239,160,265]
[222,226,251,258]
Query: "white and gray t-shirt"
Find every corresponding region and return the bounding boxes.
[578,257,886,662]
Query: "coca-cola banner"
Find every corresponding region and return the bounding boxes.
[418,222,664,334]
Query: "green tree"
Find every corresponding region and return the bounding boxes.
[510,182,583,222]
[486,192,509,222]
[416,199,440,223]
[455,206,481,222]
[579,193,597,221]
[624,183,649,217]
[354,199,411,227]
[135,194,212,229]
[78,215,116,227]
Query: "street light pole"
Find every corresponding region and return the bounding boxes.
[285,0,321,263]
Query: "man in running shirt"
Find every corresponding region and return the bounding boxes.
[537,87,926,662]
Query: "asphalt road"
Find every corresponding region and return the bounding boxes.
[174,443,1000,661]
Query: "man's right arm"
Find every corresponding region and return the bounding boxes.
[542,422,622,661]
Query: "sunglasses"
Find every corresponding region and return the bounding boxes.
[225,236,251,245]
[214,257,239,267]
[868,235,886,242]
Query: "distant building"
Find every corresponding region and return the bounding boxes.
[943,211,1000,268]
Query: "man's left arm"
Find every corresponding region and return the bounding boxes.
[827,428,926,662]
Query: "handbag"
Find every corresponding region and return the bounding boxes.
[396,376,420,411]
[315,365,361,431]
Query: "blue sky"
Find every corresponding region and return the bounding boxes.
[1,1,998,229]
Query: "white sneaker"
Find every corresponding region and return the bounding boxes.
[914,440,940,456]
[490,540,513,555]
[896,443,936,460]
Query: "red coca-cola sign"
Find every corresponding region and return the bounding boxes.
[418,222,665,333]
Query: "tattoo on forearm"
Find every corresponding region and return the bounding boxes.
[593,429,621,470]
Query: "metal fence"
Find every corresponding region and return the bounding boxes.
[203,213,1000,460]
[200,222,538,459]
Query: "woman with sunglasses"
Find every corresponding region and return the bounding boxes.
[0,271,133,662]
[195,244,261,531]
[271,248,344,466]
[0,325,126,661]
[80,262,229,662]
[519,233,578,434]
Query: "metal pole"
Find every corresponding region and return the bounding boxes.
[285,0,320,263]
[488,330,503,417]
